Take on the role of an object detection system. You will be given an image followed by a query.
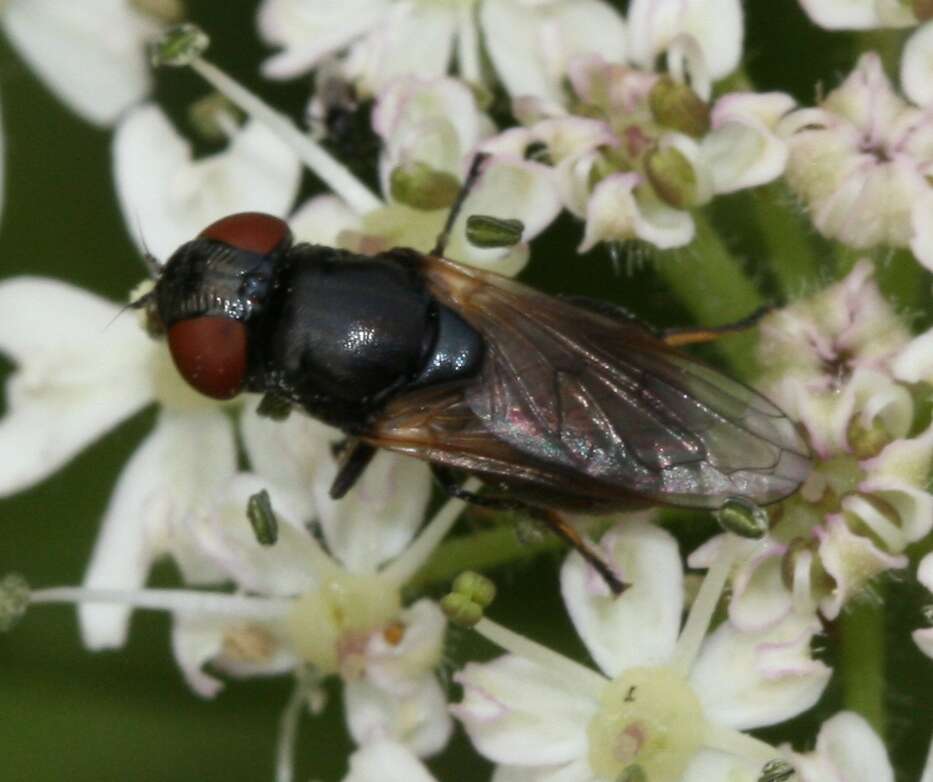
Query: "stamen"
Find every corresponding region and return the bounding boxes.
[456,4,482,84]
[275,672,317,782]
[380,478,482,586]
[473,616,608,699]
[670,535,739,675]
[187,58,382,215]
[30,586,291,620]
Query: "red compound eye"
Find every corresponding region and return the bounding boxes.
[167,316,248,400]
[199,212,291,255]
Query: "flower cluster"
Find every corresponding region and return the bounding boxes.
[1,2,932,782]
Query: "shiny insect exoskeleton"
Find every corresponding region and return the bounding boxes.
[150,209,811,592]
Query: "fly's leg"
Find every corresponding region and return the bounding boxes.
[527,508,627,596]
[329,439,377,499]
[431,466,627,596]
[661,305,773,347]
[430,152,490,257]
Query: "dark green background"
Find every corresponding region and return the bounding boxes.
[0,3,930,780]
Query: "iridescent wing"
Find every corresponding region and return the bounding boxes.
[367,256,810,511]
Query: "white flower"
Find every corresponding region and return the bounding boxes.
[293,75,560,276]
[343,740,438,782]
[1,0,162,125]
[454,522,831,782]
[626,0,745,82]
[510,56,792,251]
[786,711,895,782]
[27,441,473,774]
[0,99,304,647]
[257,0,628,102]
[915,553,933,658]
[797,0,916,29]
[699,263,933,630]
[757,261,911,457]
[779,52,933,261]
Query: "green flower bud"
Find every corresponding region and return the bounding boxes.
[150,23,210,68]
[649,77,710,138]
[440,593,483,627]
[452,571,497,609]
[644,145,698,209]
[390,162,461,211]
[247,490,279,546]
[466,215,524,249]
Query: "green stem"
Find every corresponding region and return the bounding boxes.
[839,594,886,736]
[657,212,764,374]
[749,183,822,299]
[407,525,561,592]
[876,249,929,315]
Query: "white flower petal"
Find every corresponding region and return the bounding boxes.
[791,711,894,782]
[921,552,933,592]
[627,0,744,80]
[816,512,908,619]
[171,615,297,698]
[492,759,595,782]
[547,1,628,76]
[344,4,457,95]
[681,749,759,782]
[188,472,323,596]
[727,541,794,633]
[240,401,340,525]
[481,0,560,102]
[0,277,154,496]
[344,740,437,782]
[916,554,933,658]
[690,612,831,730]
[893,328,933,383]
[703,92,794,193]
[914,626,933,659]
[579,172,695,251]
[445,157,561,273]
[453,655,596,766]
[364,599,446,693]
[79,409,237,649]
[315,450,433,573]
[257,0,389,79]
[561,520,682,677]
[290,194,364,245]
[114,104,302,259]
[375,77,482,179]
[903,22,933,107]
[798,0,915,29]
[170,614,226,698]
[858,424,933,544]
[345,674,452,757]
[2,0,153,125]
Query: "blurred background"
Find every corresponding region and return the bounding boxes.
[0,2,931,780]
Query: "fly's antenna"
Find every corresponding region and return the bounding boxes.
[133,211,162,279]
[103,289,154,332]
[431,152,489,257]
